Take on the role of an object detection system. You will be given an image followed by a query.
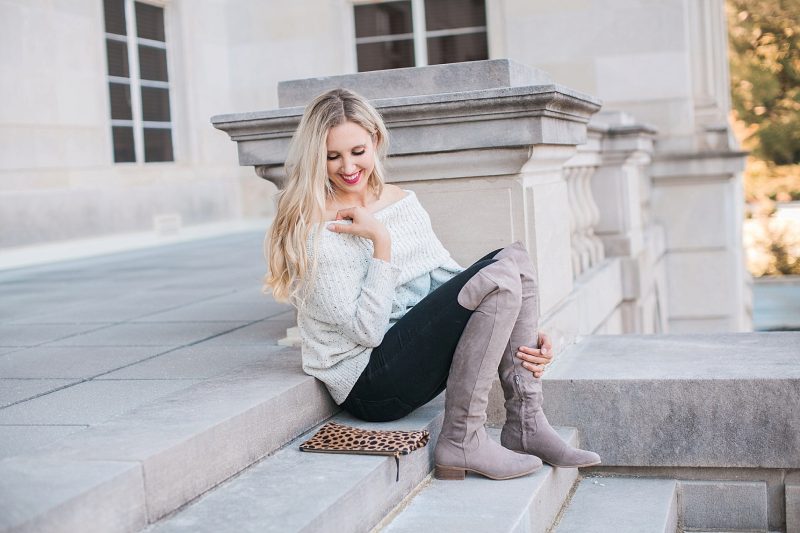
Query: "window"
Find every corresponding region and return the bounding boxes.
[353,0,487,72]
[103,0,174,163]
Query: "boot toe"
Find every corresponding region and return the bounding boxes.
[484,452,542,480]
[521,453,543,471]
[554,447,601,468]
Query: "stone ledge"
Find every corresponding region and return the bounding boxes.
[0,348,337,532]
[543,332,800,468]
[382,427,578,533]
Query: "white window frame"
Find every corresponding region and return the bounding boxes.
[105,0,174,164]
[352,0,488,70]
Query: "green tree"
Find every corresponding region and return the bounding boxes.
[727,0,800,164]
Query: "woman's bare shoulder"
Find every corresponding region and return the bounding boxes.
[383,184,408,202]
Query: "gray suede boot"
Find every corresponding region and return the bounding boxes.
[495,242,601,468]
[434,256,542,481]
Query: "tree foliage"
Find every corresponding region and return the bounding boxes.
[727,0,800,164]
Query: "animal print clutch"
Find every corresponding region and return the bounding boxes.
[299,421,430,481]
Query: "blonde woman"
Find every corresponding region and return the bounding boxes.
[267,88,600,481]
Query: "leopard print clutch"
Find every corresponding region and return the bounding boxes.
[299,421,430,481]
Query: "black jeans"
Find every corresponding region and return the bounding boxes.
[341,248,503,422]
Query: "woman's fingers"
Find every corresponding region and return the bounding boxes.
[328,206,386,242]
[521,361,546,376]
[327,221,353,234]
[517,344,552,363]
[517,352,550,365]
[518,330,555,377]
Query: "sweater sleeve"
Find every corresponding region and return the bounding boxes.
[302,250,401,348]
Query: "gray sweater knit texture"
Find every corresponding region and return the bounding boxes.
[296,190,463,404]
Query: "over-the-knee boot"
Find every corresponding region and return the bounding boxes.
[434,256,542,480]
[495,242,601,468]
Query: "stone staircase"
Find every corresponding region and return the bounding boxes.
[135,382,683,533]
[135,395,695,533]
[1,358,786,533]
[2,335,793,532]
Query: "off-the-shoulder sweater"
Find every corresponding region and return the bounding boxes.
[296,190,463,404]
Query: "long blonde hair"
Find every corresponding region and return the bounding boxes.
[265,88,390,304]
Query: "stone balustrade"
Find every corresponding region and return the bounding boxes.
[587,112,668,334]
[564,127,605,279]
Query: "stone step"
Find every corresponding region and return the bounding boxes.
[553,477,678,533]
[542,333,800,470]
[0,348,338,533]
[678,480,768,532]
[143,395,446,533]
[379,427,580,533]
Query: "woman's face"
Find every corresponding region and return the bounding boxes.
[325,120,376,195]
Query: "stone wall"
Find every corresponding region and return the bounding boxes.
[0,0,271,248]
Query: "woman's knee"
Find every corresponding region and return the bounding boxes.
[457,256,522,311]
[342,396,414,422]
[495,241,537,284]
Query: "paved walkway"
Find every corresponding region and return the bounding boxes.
[0,230,293,459]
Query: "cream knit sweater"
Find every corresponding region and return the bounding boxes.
[296,190,463,404]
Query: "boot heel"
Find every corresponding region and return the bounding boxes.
[434,465,466,480]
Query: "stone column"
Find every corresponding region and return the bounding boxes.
[650,152,750,332]
[212,59,601,326]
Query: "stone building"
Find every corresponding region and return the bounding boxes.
[1,0,749,334]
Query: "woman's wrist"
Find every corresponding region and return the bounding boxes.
[371,228,391,261]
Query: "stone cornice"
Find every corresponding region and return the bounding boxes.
[650,149,748,182]
[211,84,601,148]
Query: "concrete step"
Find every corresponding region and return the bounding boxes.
[378,427,580,533]
[542,333,800,470]
[678,480,768,532]
[553,477,678,533]
[143,395,446,533]
[0,348,338,533]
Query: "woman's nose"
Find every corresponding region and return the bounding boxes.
[341,157,357,174]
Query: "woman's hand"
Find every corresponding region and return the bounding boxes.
[327,206,391,261]
[516,331,554,378]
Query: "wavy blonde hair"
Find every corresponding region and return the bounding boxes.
[265,88,390,304]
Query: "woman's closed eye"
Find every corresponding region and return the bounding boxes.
[327,150,366,160]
